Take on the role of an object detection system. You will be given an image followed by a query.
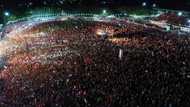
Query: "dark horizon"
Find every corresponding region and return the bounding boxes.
[1,0,190,11]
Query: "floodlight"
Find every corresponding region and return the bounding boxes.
[4,11,10,16]
[153,3,156,7]
[178,12,182,16]
[142,2,146,7]
[188,19,190,23]
[103,10,107,14]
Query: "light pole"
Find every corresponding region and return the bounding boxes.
[3,11,10,25]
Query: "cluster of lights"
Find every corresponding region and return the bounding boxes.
[142,2,156,7]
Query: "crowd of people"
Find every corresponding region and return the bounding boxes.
[0,18,190,107]
[154,12,187,26]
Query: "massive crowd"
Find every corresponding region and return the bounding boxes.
[0,18,190,107]
[154,12,187,26]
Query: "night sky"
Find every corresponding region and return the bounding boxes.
[0,0,190,10]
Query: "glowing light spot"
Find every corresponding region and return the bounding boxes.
[4,11,10,16]
[103,10,107,14]
[178,12,183,16]
[142,2,146,7]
